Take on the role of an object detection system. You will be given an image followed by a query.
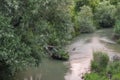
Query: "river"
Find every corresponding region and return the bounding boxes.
[15,28,120,80]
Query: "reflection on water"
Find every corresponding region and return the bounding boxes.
[15,28,120,80]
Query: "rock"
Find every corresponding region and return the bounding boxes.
[113,55,120,61]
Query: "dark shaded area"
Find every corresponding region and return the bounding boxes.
[0,59,11,80]
[99,17,115,28]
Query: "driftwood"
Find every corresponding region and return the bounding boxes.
[44,45,57,56]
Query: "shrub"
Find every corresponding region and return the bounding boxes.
[86,52,120,80]
[85,73,101,80]
[110,0,120,5]
[48,47,69,60]
[88,0,100,11]
[74,0,89,12]
[85,73,108,80]
[75,6,95,33]
[114,20,120,36]
[107,61,120,74]
[114,3,120,39]
[112,73,120,80]
[91,51,109,73]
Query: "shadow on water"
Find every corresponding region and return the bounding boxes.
[15,28,120,80]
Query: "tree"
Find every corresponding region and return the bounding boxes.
[110,0,120,5]
[0,14,41,80]
[0,0,73,79]
[74,0,89,12]
[75,6,95,33]
[88,0,100,11]
[114,3,120,38]
[94,1,116,28]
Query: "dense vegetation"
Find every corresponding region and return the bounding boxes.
[0,0,73,80]
[1,0,120,80]
[75,5,95,33]
[72,0,120,35]
[85,52,120,80]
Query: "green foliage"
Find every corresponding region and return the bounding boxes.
[85,73,101,80]
[85,73,108,80]
[74,0,89,12]
[75,6,95,33]
[110,0,120,5]
[114,3,120,38]
[115,3,120,20]
[88,0,100,11]
[58,49,69,60]
[0,0,73,80]
[112,73,120,80]
[91,51,109,73]
[114,20,120,36]
[107,61,120,80]
[86,51,120,80]
[52,48,69,60]
[74,0,100,12]
[94,1,116,28]
[0,14,41,80]
[107,61,120,74]
[1,0,120,80]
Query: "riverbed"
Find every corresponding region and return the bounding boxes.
[15,28,120,80]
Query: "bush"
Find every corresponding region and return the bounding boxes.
[48,47,69,60]
[75,6,95,33]
[86,51,120,80]
[112,73,120,80]
[74,0,89,12]
[85,73,101,80]
[91,51,109,73]
[114,3,120,39]
[85,73,108,80]
[107,61,120,74]
[114,20,120,36]
[88,0,100,11]
[110,0,120,5]
[94,1,116,28]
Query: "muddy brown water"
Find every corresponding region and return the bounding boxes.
[15,28,120,80]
